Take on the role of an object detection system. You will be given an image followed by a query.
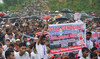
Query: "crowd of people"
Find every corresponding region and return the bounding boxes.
[0,9,100,59]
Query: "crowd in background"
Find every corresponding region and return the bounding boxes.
[0,9,100,59]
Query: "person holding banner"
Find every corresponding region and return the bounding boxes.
[86,32,94,49]
[36,24,48,59]
[78,32,94,58]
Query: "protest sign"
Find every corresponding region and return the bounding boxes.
[91,32,100,52]
[49,23,86,54]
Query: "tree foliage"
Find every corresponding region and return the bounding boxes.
[0,0,100,12]
[0,0,33,11]
[47,0,100,12]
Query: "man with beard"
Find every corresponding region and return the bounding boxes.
[36,25,48,59]
[5,48,15,59]
[14,43,29,59]
[78,32,94,58]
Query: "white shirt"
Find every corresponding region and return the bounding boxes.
[15,52,30,59]
[79,56,90,59]
[5,34,9,40]
[78,40,93,57]
[36,43,47,59]
[3,45,9,51]
[86,40,93,50]
[10,38,16,43]
[98,56,100,59]
[12,33,15,39]
[31,52,38,59]
[2,51,5,58]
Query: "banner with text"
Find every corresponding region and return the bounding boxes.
[91,32,100,52]
[49,23,86,54]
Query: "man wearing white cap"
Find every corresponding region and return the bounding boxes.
[14,39,21,51]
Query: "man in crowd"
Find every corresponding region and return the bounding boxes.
[3,39,10,51]
[78,32,94,58]
[14,43,30,59]
[90,52,98,59]
[0,9,100,59]
[5,48,15,59]
[0,48,4,59]
[0,28,5,44]
[36,25,48,59]
[31,43,38,59]
[86,32,93,49]
[79,47,90,59]
[91,47,100,59]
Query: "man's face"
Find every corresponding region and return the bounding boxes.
[83,50,89,57]
[23,38,27,42]
[86,34,91,40]
[30,40,33,44]
[9,35,13,39]
[20,46,26,53]
[45,41,50,46]
[38,27,42,30]
[6,41,10,46]
[20,28,23,32]
[41,39,46,45]
[9,52,15,59]
[16,41,20,45]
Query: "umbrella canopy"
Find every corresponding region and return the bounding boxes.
[21,14,27,17]
[49,14,57,17]
[31,15,37,18]
[60,8,72,13]
[10,17,20,20]
[42,16,52,19]
[0,13,5,17]
[81,13,91,18]
[56,17,68,21]
[63,13,74,19]
[10,13,19,17]
[23,16,32,19]
[2,15,10,18]
[31,15,40,19]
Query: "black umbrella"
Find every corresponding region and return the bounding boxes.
[23,16,32,19]
[60,8,72,13]
[81,13,91,18]
[56,17,68,21]
[10,13,19,17]
[63,13,74,19]
[92,17,100,22]
[21,14,27,17]
[31,15,41,19]
[31,15,37,18]
[2,15,10,18]
[49,14,57,17]
[10,17,20,20]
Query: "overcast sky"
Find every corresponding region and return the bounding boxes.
[0,0,3,4]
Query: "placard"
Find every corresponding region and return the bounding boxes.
[49,23,86,54]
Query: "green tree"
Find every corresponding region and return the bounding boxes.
[47,0,100,12]
[0,4,5,11]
